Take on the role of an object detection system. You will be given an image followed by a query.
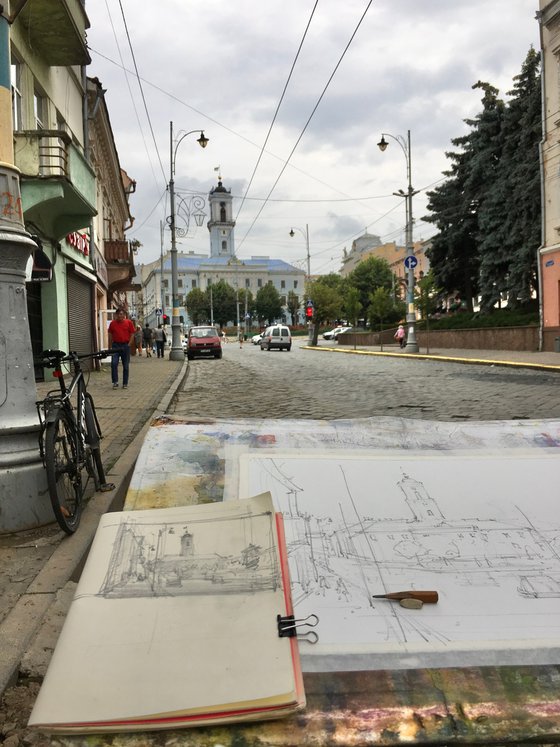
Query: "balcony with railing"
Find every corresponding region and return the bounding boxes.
[15,129,96,241]
[104,240,138,295]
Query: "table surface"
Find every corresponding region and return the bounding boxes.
[61,417,560,745]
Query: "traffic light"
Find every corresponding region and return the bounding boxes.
[305,306,313,319]
[162,314,170,325]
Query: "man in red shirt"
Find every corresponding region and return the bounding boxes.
[108,308,135,389]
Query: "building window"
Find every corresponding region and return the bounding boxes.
[220,202,226,221]
[280,295,286,305]
[178,278,183,288]
[10,57,22,130]
[257,278,262,288]
[164,279,169,289]
[245,278,250,288]
[191,279,196,288]
[165,295,170,307]
[294,280,298,289]
[34,87,46,129]
[221,240,227,252]
[281,280,286,289]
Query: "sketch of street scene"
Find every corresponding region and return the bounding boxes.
[239,450,560,655]
[97,505,280,598]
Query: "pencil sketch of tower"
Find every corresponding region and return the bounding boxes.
[180,526,194,556]
[397,471,445,522]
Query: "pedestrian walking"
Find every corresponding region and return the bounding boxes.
[108,308,135,389]
[143,322,154,357]
[394,324,406,349]
[154,324,167,358]
[133,322,143,356]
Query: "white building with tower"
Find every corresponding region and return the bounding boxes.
[137,178,306,329]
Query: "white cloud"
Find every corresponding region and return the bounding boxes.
[85,0,540,276]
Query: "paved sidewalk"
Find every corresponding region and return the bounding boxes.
[0,354,186,696]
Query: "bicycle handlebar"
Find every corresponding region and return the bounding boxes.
[36,349,113,367]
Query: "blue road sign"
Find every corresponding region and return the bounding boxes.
[404,255,418,270]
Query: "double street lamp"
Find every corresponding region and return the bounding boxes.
[167,122,209,360]
[377,129,419,353]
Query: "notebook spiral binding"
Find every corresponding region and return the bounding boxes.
[277,613,319,644]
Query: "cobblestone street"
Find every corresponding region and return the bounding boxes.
[171,338,560,422]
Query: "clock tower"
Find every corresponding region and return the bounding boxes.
[207,179,235,258]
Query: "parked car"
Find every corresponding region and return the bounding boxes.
[260,324,292,351]
[332,326,353,340]
[251,332,263,345]
[323,325,351,340]
[186,326,222,360]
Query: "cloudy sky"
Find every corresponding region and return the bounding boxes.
[85,0,540,275]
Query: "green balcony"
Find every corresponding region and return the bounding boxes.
[15,130,97,241]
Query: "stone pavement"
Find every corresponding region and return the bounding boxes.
[1,343,559,703]
[0,353,186,697]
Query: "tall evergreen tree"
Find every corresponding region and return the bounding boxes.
[499,48,541,308]
[466,81,507,311]
[424,146,480,311]
[424,50,541,312]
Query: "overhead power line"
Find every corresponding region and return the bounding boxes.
[235,0,376,252]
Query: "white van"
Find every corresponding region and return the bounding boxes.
[260,324,292,351]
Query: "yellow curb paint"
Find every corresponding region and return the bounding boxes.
[301,346,560,372]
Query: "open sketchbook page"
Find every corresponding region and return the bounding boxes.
[29,493,304,733]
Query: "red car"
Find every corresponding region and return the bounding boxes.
[186,326,222,360]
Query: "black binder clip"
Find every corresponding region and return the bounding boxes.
[277,613,319,644]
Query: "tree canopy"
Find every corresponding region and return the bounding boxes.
[423,49,541,312]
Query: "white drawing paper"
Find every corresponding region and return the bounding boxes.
[238,449,560,668]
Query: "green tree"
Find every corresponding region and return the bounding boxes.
[287,290,300,326]
[424,50,541,312]
[497,48,541,308]
[185,288,208,325]
[347,256,393,322]
[415,271,440,319]
[211,280,237,328]
[344,287,362,329]
[255,282,283,325]
[307,279,343,346]
[368,287,394,351]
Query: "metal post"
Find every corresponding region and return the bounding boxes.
[209,284,214,326]
[403,130,419,353]
[168,122,183,360]
[159,220,165,322]
[0,17,51,531]
[378,129,419,353]
[305,223,310,279]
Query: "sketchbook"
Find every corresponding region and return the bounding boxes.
[28,493,305,733]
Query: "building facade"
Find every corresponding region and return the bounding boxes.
[538,1,560,350]
[137,179,306,330]
[10,4,136,366]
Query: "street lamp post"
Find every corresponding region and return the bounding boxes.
[289,224,310,280]
[167,122,208,360]
[289,224,311,335]
[377,129,419,353]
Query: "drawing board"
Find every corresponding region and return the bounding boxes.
[238,449,560,670]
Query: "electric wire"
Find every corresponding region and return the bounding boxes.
[116,0,167,184]
[235,0,376,252]
[234,0,320,223]
[102,0,162,192]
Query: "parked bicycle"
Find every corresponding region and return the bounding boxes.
[36,349,115,534]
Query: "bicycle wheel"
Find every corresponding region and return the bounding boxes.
[45,409,84,533]
[84,393,106,486]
